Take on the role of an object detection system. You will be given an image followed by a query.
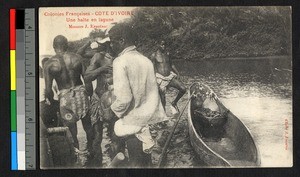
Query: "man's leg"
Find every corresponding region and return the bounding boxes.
[40,100,59,128]
[91,120,103,167]
[107,118,126,159]
[168,77,186,110]
[67,122,79,149]
[159,89,166,111]
[126,135,152,167]
[81,115,93,152]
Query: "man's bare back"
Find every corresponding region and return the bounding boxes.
[44,52,90,104]
[45,52,84,90]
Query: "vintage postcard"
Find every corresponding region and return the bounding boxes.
[39,7,292,169]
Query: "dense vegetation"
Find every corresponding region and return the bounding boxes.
[69,7,291,60]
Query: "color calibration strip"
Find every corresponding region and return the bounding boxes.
[10,8,18,170]
[10,8,36,170]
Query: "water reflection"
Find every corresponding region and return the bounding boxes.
[175,59,292,99]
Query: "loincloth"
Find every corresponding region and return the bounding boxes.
[90,91,115,126]
[156,71,177,93]
[59,85,89,124]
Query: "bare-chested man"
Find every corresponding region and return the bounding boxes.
[44,35,93,154]
[84,37,125,167]
[151,40,186,112]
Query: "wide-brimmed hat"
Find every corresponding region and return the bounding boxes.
[97,36,110,43]
[91,36,110,49]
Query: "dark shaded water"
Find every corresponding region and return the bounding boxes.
[175,58,292,98]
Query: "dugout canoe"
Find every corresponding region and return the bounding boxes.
[188,82,260,167]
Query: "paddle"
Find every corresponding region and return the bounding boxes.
[158,91,195,167]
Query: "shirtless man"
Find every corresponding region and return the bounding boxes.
[44,35,93,154]
[151,40,186,112]
[40,57,60,129]
[84,37,124,167]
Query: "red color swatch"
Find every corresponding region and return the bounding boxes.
[10,9,16,50]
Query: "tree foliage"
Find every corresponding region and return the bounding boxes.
[129,7,291,60]
[69,7,291,60]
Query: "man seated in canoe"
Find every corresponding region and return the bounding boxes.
[150,40,186,113]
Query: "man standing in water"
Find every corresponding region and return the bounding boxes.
[151,40,186,112]
[44,35,93,157]
[109,23,166,167]
[84,36,125,167]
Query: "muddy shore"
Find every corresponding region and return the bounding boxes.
[75,89,199,168]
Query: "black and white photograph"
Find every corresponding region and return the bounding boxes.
[39,6,292,169]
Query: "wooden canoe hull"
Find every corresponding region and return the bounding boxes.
[188,82,260,167]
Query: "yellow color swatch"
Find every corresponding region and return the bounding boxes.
[10,50,16,90]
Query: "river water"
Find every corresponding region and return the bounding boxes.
[171,58,293,167]
[75,57,292,168]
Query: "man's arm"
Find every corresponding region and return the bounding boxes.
[149,52,156,63]
[80,58,93,97]
[150,52,157,72]
[44,60,60,104]
[76,41,96,58]
[111,59,133,118]
[84,53,112,83]
[170,58,180,76]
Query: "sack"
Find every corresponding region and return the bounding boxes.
[100,90,116,122]
[59,86,90,124]
[194,108,228,139]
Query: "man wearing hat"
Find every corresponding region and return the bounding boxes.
[77,30,108,59]
[83,34,125,167]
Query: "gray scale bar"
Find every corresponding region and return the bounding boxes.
[25,8,36,170]
[16,29,26,170]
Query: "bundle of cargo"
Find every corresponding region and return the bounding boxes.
[193,107,228,140]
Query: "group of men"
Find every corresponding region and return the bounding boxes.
[42,23,186,167]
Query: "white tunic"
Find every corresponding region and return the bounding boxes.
[111,46,167,126]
